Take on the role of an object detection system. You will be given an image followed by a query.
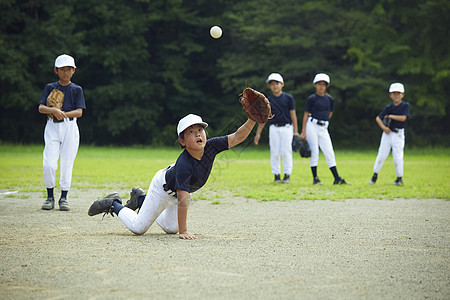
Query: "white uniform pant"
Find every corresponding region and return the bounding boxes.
[373,129,405,177]
[118,167,179,235]
[43,118,79,191]
[269,124,293,175]
[306,117,336,168]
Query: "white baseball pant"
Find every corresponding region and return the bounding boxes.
[306,117,336,168]
[373,129,405,177]
[269,124,293,175]
[118,167,179,235]
[43,118,79,191]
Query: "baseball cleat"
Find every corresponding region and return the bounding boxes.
[42,197,55,210]
[282,174,290,184]
[59,197,70,211]
[369,174,377,185]
[125,186,146,211]
[393,178,404,186]
[334,177,351,185]
[88,192,122,216]
[274,174,282,183]
[313,177,322,185]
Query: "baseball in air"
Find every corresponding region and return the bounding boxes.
[210,26,222,39]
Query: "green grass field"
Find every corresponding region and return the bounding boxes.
[0,144,449,201]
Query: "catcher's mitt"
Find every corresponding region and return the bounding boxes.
[299,140,311,158]
[382,116,391,128]
[46,89,64,120]
[292,135,301,152]
[239,87,273,124]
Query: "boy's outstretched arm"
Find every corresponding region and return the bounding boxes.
[177,190,196,240]
[228,119,257,148]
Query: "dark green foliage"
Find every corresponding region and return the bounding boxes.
[0,0,448,146]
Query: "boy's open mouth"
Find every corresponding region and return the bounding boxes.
[196,138,203,144]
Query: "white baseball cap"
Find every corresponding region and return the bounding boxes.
[389,82,405,93]
[55,54,76,68]
[313,73,330,85]
[177,114,208,136]
[266,73,284,83]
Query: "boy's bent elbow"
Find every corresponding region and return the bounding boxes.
[75,108,83,118]
[38,104,46,114]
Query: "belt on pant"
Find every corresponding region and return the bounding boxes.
[310,118,327,126]
[391,128,404,133]
[163,184,177,197]
[50,117,74,123]
[272,123,290,127]
[163,165,177,197]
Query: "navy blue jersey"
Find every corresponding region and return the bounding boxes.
[268,92,295,125]
[378,102,410,129]
[39,82,86,112]
[305,93,334,121]
[165,136,229,193]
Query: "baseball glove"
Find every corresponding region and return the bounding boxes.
[46,89,64,120]
[292,135,301,152]
[299,140,311,158]
[382,116,391,128]
[239,87,273,124]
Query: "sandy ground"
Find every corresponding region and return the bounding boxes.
[0,189,449,300]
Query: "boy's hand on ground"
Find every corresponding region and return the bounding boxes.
[179,231,197,240]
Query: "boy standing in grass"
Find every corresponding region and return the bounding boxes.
[369,83,410,186]
[254,73,299,183]
[88,113,256,240]
[38,54,86,211]
[299,73,349,185]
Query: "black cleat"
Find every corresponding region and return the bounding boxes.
[59,197,70,211]
[334,177,351,185]
[282,174,290,183]
[88,192,122,217]
[274,174,282,183]
[42,197,55,210]
[125,186,146,211]
[393,177,404,186]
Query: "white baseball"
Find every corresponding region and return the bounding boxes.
[210,26,222,39]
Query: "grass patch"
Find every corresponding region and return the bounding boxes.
[0,144,449,201]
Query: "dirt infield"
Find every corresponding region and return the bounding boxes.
[0,190,449,299]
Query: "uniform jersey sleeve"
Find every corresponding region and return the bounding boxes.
[304,95,314,112]
[39,84,53,105]
[207,136,229,153]
[74,85,87,110]
[378,104,391,119]
[329,95,334,112]
[402,102,410,118]
[287,93,295,110]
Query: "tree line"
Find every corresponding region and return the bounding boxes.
[1,0,448,147]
